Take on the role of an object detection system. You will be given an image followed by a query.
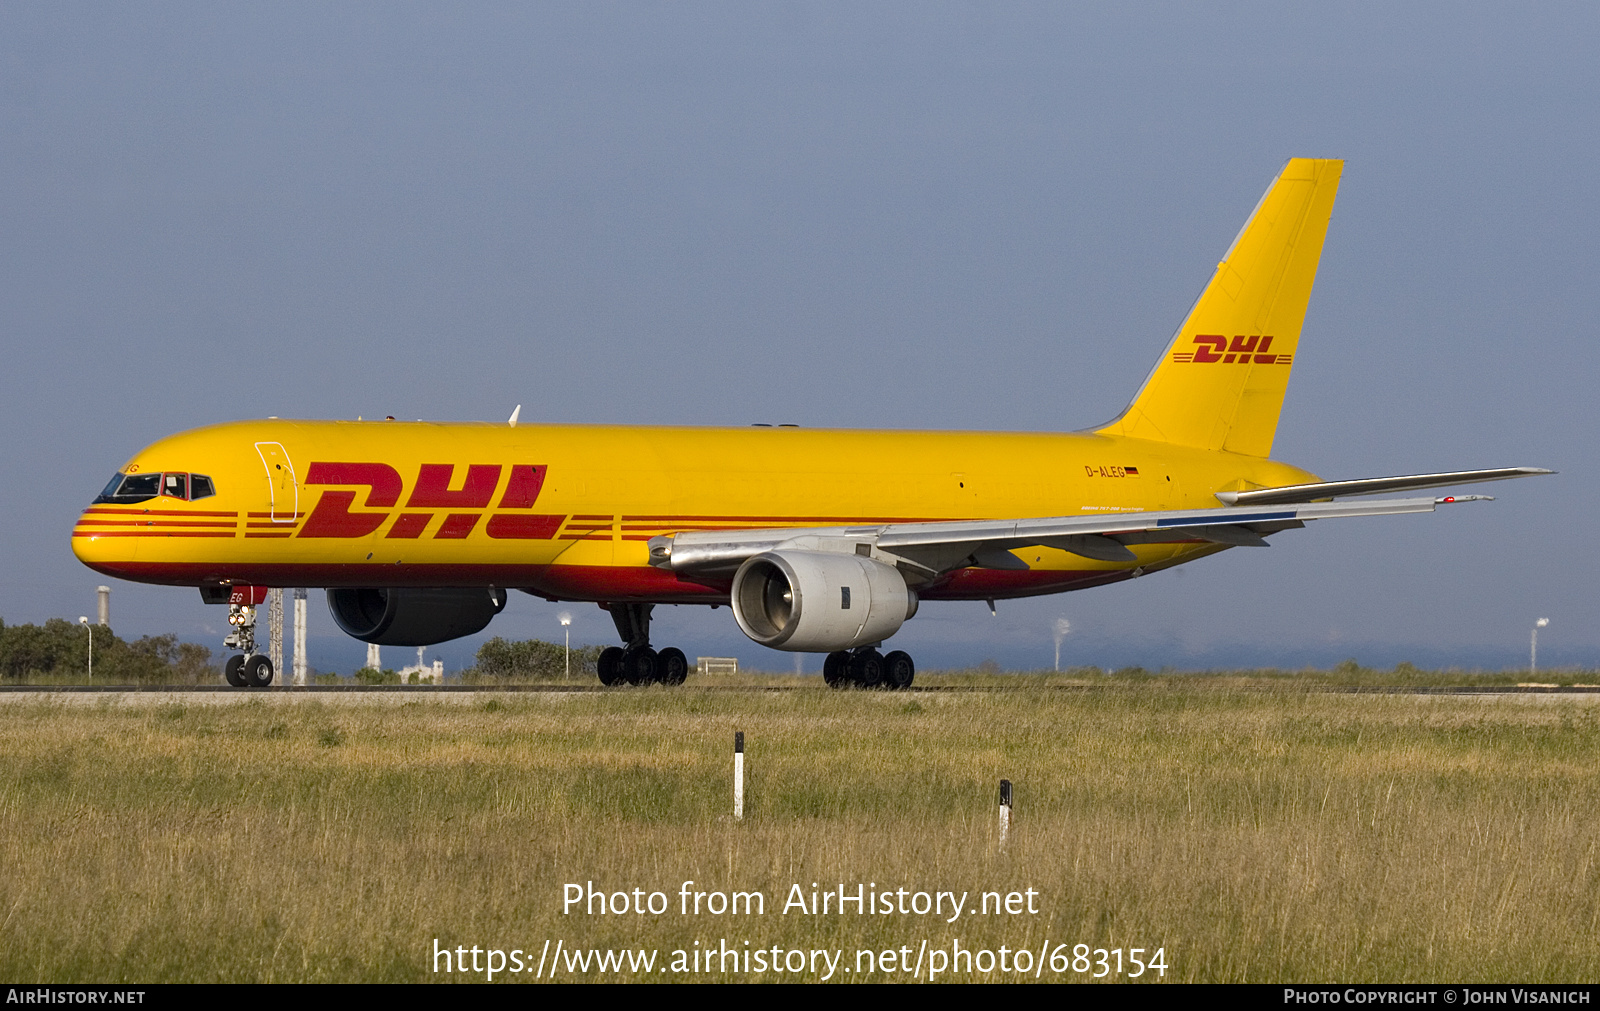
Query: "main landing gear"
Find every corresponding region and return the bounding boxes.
[221,599,274,688]
[595,603,690,687]
[823,648,915,690]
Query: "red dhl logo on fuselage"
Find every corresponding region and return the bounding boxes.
[1170,334,1292,365]
[298,463,560,540]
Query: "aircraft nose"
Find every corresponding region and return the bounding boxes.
[71,506,121,569]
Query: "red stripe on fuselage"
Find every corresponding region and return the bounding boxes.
[72,531,236,538]
[86,508,239,517]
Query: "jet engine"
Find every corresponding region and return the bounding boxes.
[326,587,508,646]
[730,550,917,652]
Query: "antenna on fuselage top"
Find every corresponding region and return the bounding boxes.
[508,405,521,428]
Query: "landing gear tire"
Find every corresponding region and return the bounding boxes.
[883,650,915,690]
[823,651,849,688]
[597,646,626,686]
[244,654,274,688]
[657,647,689,686]
[848,649,884,688]
[224,654,247,687]
[622,646,658,686]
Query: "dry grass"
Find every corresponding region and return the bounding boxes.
[1,688,1597,982]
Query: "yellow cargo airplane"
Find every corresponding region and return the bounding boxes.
[72,158,1549,688]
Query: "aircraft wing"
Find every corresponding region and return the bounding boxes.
[1214,467,1553,505]
[649,466,1551,578]
[649,493,1466,578]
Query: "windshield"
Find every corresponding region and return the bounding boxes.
[94,471,217,504]
[96,473,161,504]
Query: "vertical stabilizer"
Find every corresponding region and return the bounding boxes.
[1098,158,1342,457]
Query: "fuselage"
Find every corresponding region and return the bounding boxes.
[72,419,1319,603]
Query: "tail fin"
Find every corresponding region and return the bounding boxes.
[1097,158,1343,457]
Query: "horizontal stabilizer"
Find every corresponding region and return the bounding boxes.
[1215,467,1553,506]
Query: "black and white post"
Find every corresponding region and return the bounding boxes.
[998,779,1012,852]
[734,731,745,821]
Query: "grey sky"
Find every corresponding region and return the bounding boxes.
[2,4,1592,672]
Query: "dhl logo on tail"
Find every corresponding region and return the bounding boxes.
[1170,334,1293,366]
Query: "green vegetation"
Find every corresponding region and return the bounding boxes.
[2,616,1580,687]
[465,636,603,682]
[0,617,217,683]
[0,687,1596,982]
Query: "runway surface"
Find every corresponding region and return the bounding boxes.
[2,683,1598,697]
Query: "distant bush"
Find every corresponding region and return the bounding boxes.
[468,637,603,682]
[0,617,218,684]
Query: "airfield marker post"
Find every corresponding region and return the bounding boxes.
[734,732,745,821]
[998,779,1012,853]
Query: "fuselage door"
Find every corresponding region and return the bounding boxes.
[255,442,300,524]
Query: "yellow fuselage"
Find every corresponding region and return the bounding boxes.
[72,419,1318,602]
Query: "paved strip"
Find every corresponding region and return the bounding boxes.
[2,684,1598,695]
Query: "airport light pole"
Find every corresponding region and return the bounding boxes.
[560,612,572,682]
[1532,618,1549,677]
[78,616,92,683]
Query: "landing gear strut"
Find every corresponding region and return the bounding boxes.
[824,647,914,690]
[221,599,274,688]
[596,603,690,687]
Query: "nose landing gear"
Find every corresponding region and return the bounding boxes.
[221,591,275,688]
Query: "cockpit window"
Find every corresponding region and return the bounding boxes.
[93,471,214,504]
[98,473,161,503]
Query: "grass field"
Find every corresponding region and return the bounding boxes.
[1,684,1597,982]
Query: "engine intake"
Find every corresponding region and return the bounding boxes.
[326,587,508,646]
[731,550,916,652]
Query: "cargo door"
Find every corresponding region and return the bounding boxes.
[255,442,300,523]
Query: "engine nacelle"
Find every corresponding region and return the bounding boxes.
[326,587,508,646]
[731,550,917,652]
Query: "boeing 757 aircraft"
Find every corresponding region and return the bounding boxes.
[72,159,1549,688]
